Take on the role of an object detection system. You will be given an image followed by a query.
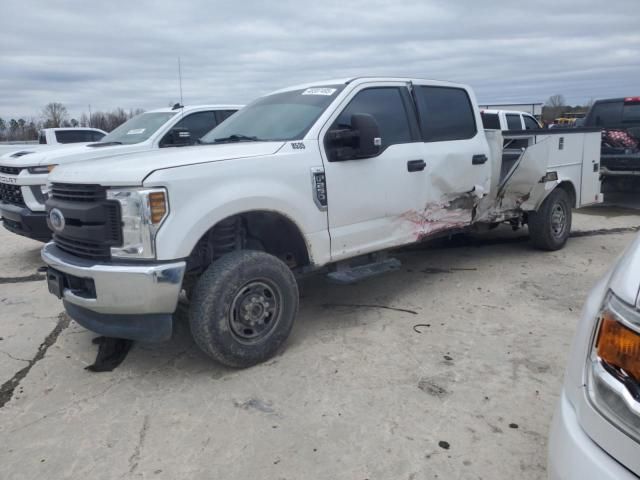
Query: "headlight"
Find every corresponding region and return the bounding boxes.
[587,292,640,442]
[27,164,57,174]
[106,187,169,259]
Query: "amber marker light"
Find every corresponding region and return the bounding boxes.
[596,312,640,383]
[148,191,167,224]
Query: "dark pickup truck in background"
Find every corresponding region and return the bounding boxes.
[583,96,640,190]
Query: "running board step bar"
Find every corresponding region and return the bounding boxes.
[326,256,401,285]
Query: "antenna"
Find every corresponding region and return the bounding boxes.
[178,56,184,107]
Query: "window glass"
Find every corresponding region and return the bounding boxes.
[55,130,99,143]
[38,132,46,144]
[415,86,477,142]
[523,115,540,130]
[587,101,623,127]
[506,114,522,130]
[91,131,106,141]
[99,112,176,145]
[201,85,344,143]
[170,111,219,142]
[215,110,237,124]
[481,112,500,129]
[622,103,640,123]
[331,87,412,149]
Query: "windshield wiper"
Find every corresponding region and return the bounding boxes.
[213,134,262,144]
[88,141,123,148]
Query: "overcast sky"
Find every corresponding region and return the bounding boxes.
[1,0,639,120]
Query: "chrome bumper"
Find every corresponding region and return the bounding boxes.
[41,242,185,315]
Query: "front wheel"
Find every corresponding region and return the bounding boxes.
[189,250,299,368]
[527,188,572,251]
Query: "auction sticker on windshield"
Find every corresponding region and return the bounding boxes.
[127,128,146,135]
[302,88,337,96]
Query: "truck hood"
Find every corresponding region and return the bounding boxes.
[608,231,640,308]
[0,142,145,168]
[48,141,286,186]
[0,143,92,165]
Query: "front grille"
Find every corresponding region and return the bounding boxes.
[53,234,111,260]
[0,183,25,206]
[51,183,106,202]
[0,165,22,175]
[49,182,121,260]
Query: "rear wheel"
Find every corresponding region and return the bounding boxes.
[189,250,299,368]
[528,188,572,251]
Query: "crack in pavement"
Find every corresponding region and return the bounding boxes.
[127,415,150,475]
[0,350,31,363]
[0,273,45,285]
[0,313,70,408]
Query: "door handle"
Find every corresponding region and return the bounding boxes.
[407,159,426,172]
[472,154,488,165]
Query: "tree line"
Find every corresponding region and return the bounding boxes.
[0,102,144,141]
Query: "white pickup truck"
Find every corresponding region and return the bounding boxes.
[41,77,603,367]
[0,128,107,156]
[0,104,240,241]
[480,109,542,130]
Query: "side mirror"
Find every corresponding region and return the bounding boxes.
[169,128,192,146]
[326,113,381,161]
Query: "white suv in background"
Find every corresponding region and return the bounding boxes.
[548,233,640,479]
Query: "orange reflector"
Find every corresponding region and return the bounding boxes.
[148,192,166,224]
[47,164,57,173]
[596,313,640,382]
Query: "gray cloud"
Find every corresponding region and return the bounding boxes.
[1,0,639,119]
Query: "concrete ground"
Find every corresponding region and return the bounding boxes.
[1,195,639,480]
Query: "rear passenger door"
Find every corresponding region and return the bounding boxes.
[412,85,491,235]
[320,82,426,260]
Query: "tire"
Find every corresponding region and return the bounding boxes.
[189,250,299,368]
[528,188,572,251]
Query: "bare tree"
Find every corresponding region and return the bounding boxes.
[546,94,566,108]
[42,102,68,128]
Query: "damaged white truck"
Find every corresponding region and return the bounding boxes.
[41,77,603,367]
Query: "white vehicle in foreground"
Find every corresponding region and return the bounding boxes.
[548,233,640,479]
[42,77,603,367]
[0,105,240,241]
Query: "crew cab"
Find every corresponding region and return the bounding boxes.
[0,104,240,241]
[41,77,603,368]
[583,96,640,181]
[480,109,542,130]
[548,232,640,479]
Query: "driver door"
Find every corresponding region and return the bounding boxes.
[319,82,426,261]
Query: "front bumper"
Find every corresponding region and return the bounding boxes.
[0,201,50,241]
[548,391,638,480]
[41,242,186,342]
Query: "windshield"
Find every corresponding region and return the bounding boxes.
[201,85,344,143]
[97,112,176,145]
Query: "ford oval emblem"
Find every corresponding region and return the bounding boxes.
[49,208,66,232]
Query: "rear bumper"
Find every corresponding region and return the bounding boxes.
[0,201,51,241]
[548,392,638,480]
[41,242,186,342]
